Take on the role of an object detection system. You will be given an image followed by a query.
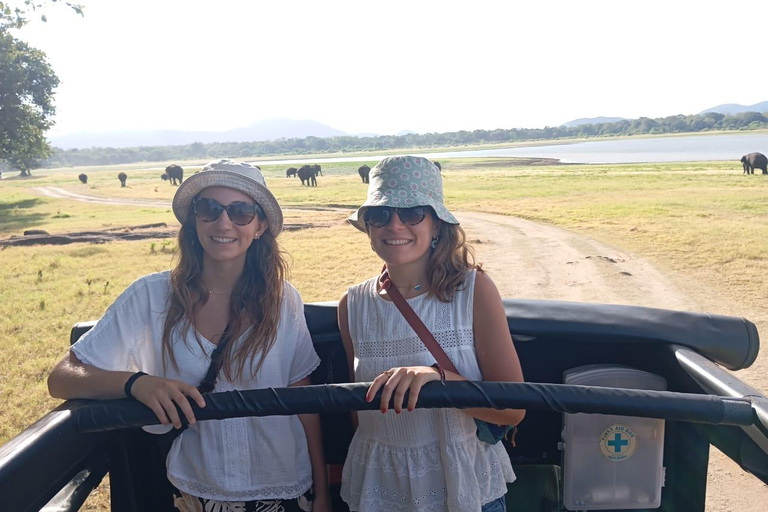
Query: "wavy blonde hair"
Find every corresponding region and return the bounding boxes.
[161,208,286,382]
[427,216,482,302]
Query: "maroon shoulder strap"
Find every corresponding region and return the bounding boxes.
[379,267,460,375]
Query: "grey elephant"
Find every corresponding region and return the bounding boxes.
[286,167,297,178]
[358,165,371,183]
[741,153,767,175]
[164,164,184,185]
[297,165,318,186]
[118,172,127,187]
[78,173,88,184]
[433,161,442,172]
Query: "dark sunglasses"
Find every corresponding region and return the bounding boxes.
[193,197,264,226]
[364,206,429,228]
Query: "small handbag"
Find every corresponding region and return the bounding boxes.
[379,267,516,445]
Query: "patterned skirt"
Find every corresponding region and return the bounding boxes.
[173,488,313,512]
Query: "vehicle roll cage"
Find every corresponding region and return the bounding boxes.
[1,300,766,512]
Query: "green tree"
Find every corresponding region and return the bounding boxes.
[1,1,83,29]
[0,30,60,175]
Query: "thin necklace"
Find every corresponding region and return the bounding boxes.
[393,283,423,292]
[208,289,233,295]
[204,283,234,295]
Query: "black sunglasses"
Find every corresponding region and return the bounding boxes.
[364,206,429,228]
[193,197,264,226]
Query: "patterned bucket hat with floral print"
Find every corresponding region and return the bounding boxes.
[348,155,458,232]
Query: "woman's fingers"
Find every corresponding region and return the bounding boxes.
[378,371,402,413]
[158,394,183,428]
[367,367,441,413]
[132,375,201,428]
[172,387,199,426]
[147,401,171,426]
[391,372,415,414]
[366,370,391,403]
[368,367,443,413]
[187,387,207,409]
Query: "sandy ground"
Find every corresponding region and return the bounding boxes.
[26,188,768,510]
[456,211,768,512]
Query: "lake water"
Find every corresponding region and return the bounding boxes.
[33,132,765,177]
[248,133,768,166]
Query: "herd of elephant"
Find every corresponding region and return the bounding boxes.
[75,161,448,187]
[76,164,185,187]
[285,164,323,186]
[68,154,767,191]
[286,160,442,185]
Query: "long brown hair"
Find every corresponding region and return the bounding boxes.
[427,217,482,302]
[161,208,286,382]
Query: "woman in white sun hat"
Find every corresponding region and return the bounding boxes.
[340,155,525,512]
[48,159,330,512]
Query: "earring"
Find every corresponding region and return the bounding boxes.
[254,234,260,240]
[431,236,439,249]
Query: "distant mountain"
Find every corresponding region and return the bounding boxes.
[699,101,768,115]
[49,118,348,150]
[561,116,627,127]
[395,129,417,136]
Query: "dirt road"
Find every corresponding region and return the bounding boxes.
[456,211,767,512]
[32,188,767,510]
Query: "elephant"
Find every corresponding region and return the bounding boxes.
[358,165,371,184]
[311,164,322,176]
[740,153,767,175]
[78,173,88,184]
[433,161,442,172]
[286,167,298,178]
[118,172,127,187]
[297,165,318,186]
[164,164,184,185]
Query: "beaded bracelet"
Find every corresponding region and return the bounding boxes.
[124,371,147,399]
[430,363,446,381]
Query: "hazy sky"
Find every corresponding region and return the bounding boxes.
[12,0,768,137]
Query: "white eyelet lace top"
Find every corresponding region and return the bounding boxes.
[340,271,515,512]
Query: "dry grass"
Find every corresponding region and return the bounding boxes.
[2,158,768,510]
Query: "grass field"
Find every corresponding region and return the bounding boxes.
[1,157,767,509]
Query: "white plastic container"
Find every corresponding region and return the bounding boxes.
[561,365,667,510]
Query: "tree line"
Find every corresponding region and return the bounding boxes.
[1,1,82,175]
[44,111,768,168]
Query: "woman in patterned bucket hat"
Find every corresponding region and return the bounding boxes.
[348,155,457,231]
[49,159,330,512]
[340,155,525,512]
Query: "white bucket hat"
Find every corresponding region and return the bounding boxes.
[348,155,458,232]
[172,159,283,236]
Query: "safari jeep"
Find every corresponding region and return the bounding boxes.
[1,299,767,512]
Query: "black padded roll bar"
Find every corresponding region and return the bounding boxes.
[75,381,756,433]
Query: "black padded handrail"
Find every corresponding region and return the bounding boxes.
[303,301,760,370]
[498,299,760,371]
[71,300,760,371]
[75,381,757,433]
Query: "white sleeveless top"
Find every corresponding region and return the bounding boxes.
[340,271,515,512]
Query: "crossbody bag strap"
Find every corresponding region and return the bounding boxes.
[198,322,232,393]
[379,267,460,375]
